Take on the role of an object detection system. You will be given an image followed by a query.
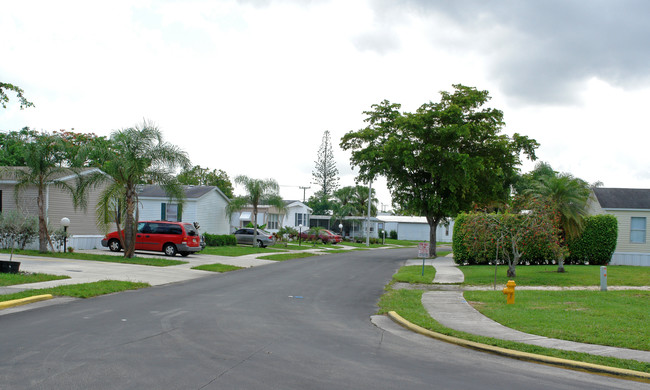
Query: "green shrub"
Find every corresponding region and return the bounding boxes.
[389,230,398,240]
[203,233,237,247]
[452,212,559,265]
[566,214,617,265]
[0,210,38,249]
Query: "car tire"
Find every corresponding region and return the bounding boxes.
[256,240,265,248]
[108,239,122,252]
[180,251,190,257]
[163,243,178,256]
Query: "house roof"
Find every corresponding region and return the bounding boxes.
[138,185,229,201]
[378,215,428,224]
[0,166,103,182]
[592,187,650,209]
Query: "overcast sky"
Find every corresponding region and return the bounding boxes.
[3,0,650,210]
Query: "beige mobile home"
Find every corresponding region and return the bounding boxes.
[589,187,650,266]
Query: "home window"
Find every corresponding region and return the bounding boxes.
[161,203,182,222]
[630,217,646,243]
[268,214,279,230]
[295,213,308,227]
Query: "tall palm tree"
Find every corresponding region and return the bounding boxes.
[227,176,285,247]
[87,121,190,258]
[353,185,378,216]
[10,133,82,252]
[527,173,590,271]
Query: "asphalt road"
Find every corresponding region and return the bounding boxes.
[0,249,644,389]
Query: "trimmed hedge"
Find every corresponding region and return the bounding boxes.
[203,233,237,247]
[452,212,557,265]
[389,230,398,240]
[566,214,617,265]
[453,213,619,266]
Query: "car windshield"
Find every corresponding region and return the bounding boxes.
[256,229,271,235]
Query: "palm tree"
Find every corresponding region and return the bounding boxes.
[227,176,286,247]
[10,133,81,252]
[527,173,590,272]
[87,121,190,258]
[353,185,378,216]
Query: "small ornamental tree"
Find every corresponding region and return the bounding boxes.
[462,199,562,277]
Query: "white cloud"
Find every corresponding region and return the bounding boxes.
[2,0,650,211]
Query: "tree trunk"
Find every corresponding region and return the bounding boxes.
[124,188,136,258]
[557,253,565,273]
[426,216,439,257]
[506,263,517,278]
[37,183,48,253]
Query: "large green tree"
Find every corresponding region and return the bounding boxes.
[341,84,539,256]
[309,130,339,214]
[88,121,190,258]
[177,165,234,198]
[226,176,285,246]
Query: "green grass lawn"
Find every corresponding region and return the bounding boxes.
[0,272,70,286]
[0,280,150,302]
[465,290,650,351]
[392,265,436,284]
[3,249,187,267]
[459,265,650,286]
[192,263,244,272]
[257,252,320,261]
[378,288,649,373]
[200,246,286,256]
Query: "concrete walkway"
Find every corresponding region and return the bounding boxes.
[405,255,464,284]
[0,250,277,295]
[419,256,650,363]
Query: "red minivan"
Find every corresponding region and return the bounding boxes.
[101,221,202,257]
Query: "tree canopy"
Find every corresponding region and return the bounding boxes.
[341,84,539,256]
[310,130,339,214]
[0,82,34,110]
[177,165,234,198]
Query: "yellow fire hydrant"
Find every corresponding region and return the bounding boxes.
[502,280,516,304]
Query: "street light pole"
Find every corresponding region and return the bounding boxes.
[61,217,70,253]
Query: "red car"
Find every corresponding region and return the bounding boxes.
[299,229,342,244]
[101,221,202,257]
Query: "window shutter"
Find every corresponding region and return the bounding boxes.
[178,204,183,222]
[161,203,166,220]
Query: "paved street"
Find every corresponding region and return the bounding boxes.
[0,249,644,389]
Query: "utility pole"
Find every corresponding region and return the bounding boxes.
[366,180,372,247]
[299,186,310,203]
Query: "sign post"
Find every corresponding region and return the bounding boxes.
[418,242,430,276]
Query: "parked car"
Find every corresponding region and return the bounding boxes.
[298,229,342,244]
[101,221,202,257]
[234,228,275,248]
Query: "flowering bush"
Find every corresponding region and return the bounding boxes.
[452,199,563,277]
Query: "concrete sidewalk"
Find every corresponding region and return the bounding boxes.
[420,257,650,363]
[0,250,277,295]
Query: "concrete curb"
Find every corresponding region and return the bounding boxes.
[387,311,650,383]
[0,294,54,310]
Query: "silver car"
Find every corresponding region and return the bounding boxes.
[234,228,275,248]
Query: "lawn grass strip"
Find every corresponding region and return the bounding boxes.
[387,311,650,383]
[0,294,53,310]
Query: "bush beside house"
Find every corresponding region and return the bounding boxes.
[566,214,618,265]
